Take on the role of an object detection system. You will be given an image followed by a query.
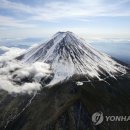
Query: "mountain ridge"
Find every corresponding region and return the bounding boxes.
[0,32,130,130]
[19,31,127,85]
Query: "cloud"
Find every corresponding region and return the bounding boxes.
[0,46,25,61]
[0,46,53,94]
[0,15,36,28]
[0,0,130,23]
[0,60,52,94]
[12,61,51,83]
[0,77,41,94]
[0,0,130,39]
[0,0,33,13]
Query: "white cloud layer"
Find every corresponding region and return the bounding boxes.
[0,0,130,39]
[0,46,26,61]
[0,0,130,25]
[0,16,35,28]
[0,46,52,94]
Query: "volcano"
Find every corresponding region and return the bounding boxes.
[0,31,130,130]
[19,31,126,85]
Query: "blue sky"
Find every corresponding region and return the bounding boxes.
[0,0,130,40]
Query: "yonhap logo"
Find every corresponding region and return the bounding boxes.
[92,112,104,125]
[92,111,130,125]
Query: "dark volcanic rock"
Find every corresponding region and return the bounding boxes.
[0,74,130,130]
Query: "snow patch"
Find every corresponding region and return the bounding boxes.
[21,31,127,86]
[76,81,84,86]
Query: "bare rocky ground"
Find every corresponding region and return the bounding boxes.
[0,73,130,130]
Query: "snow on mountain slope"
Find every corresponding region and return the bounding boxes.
[21,31,127,85]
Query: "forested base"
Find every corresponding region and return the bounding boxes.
[0,75,130,130]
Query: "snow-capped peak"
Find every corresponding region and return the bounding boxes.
[21,31,127,85]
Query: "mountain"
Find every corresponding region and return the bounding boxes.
[19,31,127,85]
[0,32,130,130]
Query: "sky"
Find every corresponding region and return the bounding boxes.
[0,0,130,40]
